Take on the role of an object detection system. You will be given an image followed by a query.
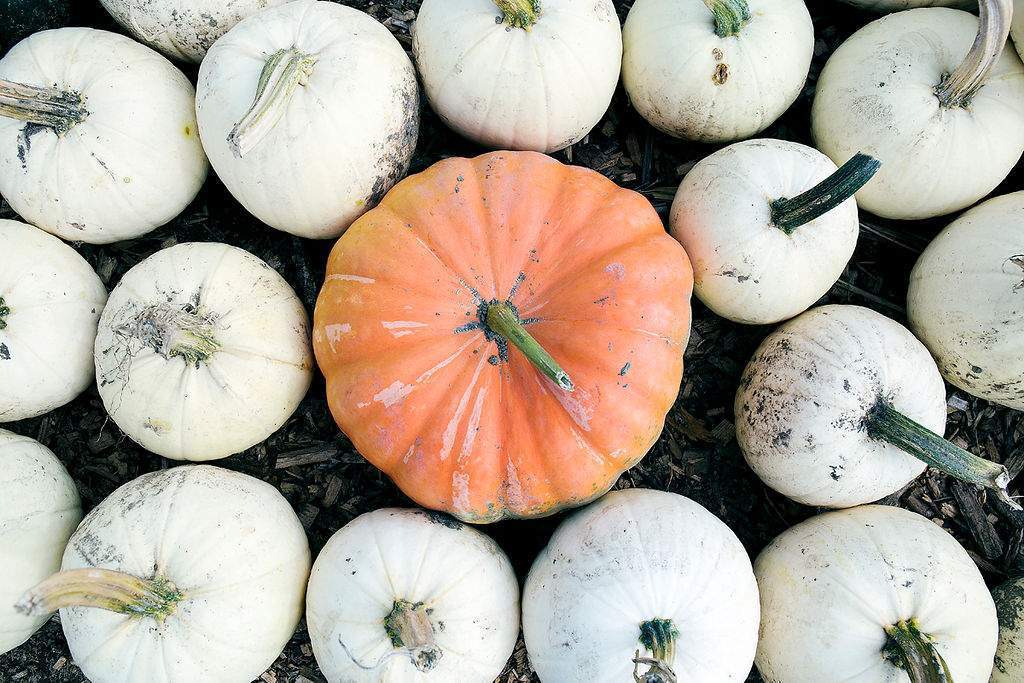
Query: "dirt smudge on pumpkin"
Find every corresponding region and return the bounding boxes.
[365,72,420,209]
[712,63,729,86]
[0,343,10,360]
[16,123,47,170]
[1009,255,1024,292]
[421,509,463,530]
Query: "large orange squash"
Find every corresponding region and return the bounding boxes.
[313,151,693,523]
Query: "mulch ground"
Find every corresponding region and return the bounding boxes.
[2,1,1023,682]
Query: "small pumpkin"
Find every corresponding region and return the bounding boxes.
[98,0,288,63]
[412,0,622,153]
[1,219,107,422]
[16,465,311,683]
[812,0,1024,219]
[755,505,998,682]
[196,0,419,239]
[522,488,760,682]
[314,151,693,523]
[95,242,313,461]
[0,0,71,54]
[736,304,1016,508]
[908,191,1024,410]
[306,508,519,681]
[0,429,81,655]
[992,577,1024,682]
[0,28,208,243]
[670,139,879,324]
[622,0,814,142]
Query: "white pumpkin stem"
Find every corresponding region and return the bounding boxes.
[228,47,318,158]
[703,0,750,38]
[634,619,678,683]
[935,0,1011,108]
[883,619,952,683]
[867,398,1020,510]
[494,0,541,30]
[0,78,88,134]
[486,300,574,392]
[0,296,9,330]
[383,600,443,672]
[770,153,881,233]
[15,568,183,621]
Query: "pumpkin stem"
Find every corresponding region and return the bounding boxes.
[485,301,574,392]
[494,0,541,30]
[383,600,442,672]
[866,398,1020,510]
[935,0,1011,108]
[0,78,88,134]
[883,619,952,683]
[15,568,183,621]
[770,153,881,234]
[0,296,9,330]
[634,619,679,683]
[702,0,750,38]
[228,47,318,158]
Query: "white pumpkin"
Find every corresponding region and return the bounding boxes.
[735,304,1016,508]
[836,0,971,10]
[812,0,1024,219]
[0,28,208,244]
[0,429,81,654]
[413,0,622,153]
[196,0,419,239]
[622,0,814,142]
[522,488,760,682]
[306,508,519,682]
[0,219,107,422]
[94,242,312,461]
[992,577,1024,682]
[670,140,877,324]
[98,0,289,63]
[755,505,998,682]
[1013,0,1024,60]
[15,465,310,683]
[908,191,1024,411]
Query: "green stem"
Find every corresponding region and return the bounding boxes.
[0,295,9,330]
[384,600,442,672]
[0,78,88,134]
[770,153,881,234]
[867,399,1019,510]
[883,619,952,683]
[486,301,574,392]
[494,0,541,29]
[635,619,679,683]
[935,0,1010,108]
[15,568,183,621]
[703,0,750,38]
[228,48,318,158]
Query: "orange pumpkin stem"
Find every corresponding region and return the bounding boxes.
[486,301,574,392]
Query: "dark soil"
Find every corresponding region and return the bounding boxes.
[2,2,1023,682]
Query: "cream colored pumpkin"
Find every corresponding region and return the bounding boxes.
[16,465,310,683]
[0,28,208,244]
[306,508,519,682]
[98,0,288,63]
[522,488,760,682]
[94,242,312,461]
[622,0,814,142]
[812,0,1024,219]
[413,0,622,153]
[0,429,81,655]
[992,577,1024,682]
[196,0,419,239]
[736,304,1015,508]
[755,505,998,682]
[909,191,1024,411]
[1013,0,1024,60]
[0,219,107,422]
[670,140,877,324]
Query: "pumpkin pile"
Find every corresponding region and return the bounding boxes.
[1,0,1022,681]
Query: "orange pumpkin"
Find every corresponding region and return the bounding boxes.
[313,151,693,523]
